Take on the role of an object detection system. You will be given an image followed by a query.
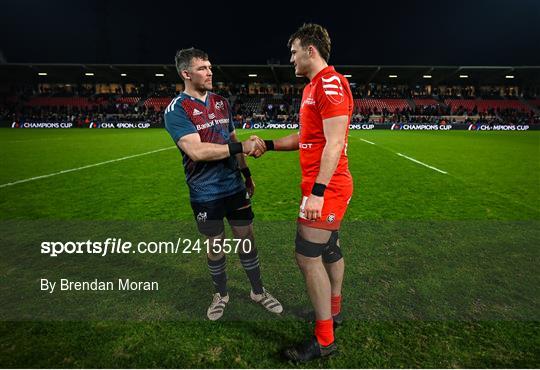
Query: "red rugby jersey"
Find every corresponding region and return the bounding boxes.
[299,66,353,185]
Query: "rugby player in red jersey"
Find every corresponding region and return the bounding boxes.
[253,24,353,361]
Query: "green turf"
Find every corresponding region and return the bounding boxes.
[0,128,539,367]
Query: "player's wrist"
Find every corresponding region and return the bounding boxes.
[311,182,326,197]
[264,140,275,151]
[228,142,243,156]
[241,167,252,179]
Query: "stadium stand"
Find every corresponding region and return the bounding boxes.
[445,99,533,114]
[236,95,263,113]
[413,98,440,107]
[143,97,173,111]
[115,97,140,105]
[1,65,539,126]
[3,93,539,127]
[26,97,98,108]
[528,99,540,109]
[355,98,411,113]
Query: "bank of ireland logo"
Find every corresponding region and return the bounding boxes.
[197,212,207,223]
[327,213,336,224]
[321,75,344,104]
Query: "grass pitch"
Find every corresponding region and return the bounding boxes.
[0,128,538,367]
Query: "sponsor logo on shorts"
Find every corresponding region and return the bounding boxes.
[197,212,207,223]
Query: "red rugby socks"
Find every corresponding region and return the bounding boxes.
[331,295,342,316]
[315,319,334,346]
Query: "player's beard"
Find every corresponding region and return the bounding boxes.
[203,80,213,91]
[195,81,212,94]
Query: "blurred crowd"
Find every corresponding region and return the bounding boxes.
[1,83,539,126]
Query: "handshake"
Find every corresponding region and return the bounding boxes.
[241,136,269,158]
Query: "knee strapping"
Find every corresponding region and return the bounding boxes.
[295,233,326,257]
[322,231,343,263]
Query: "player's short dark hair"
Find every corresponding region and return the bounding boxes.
[175,48,209,79]
[288,23,331,62]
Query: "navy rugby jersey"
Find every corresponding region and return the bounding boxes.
[164,92,244,202]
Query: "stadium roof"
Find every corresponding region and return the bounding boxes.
[1,63,539,86]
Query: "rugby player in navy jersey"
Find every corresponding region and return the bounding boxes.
[164,48,282,320]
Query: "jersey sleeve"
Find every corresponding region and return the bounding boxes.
[316,74,350,120]
[164,101,197,143]
[226,99,235,133]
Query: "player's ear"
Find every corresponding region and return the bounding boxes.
[181,70,191,80]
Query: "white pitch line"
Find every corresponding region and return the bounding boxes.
[360,138,376,145]
[396,153,447,174]
[0,146,176,189]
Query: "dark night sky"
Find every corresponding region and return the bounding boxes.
[1,0,539,66]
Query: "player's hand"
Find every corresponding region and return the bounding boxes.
[241,139,259,156]
[249,135,266,158]
[304,194,324,221]
[245,177,255,198]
